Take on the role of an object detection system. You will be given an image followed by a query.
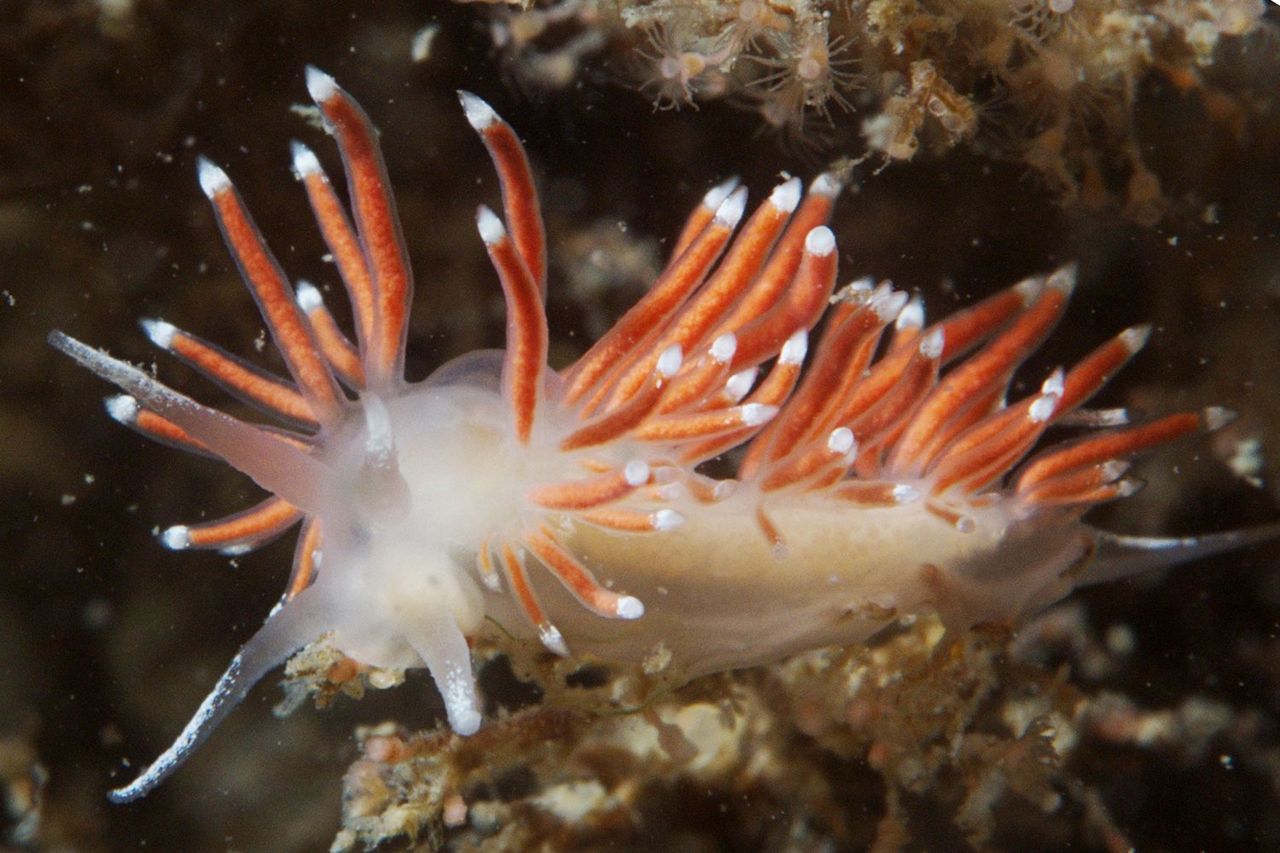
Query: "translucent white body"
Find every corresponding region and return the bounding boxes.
[313,353,1091,684]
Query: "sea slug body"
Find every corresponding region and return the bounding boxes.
[49,67,1260,802]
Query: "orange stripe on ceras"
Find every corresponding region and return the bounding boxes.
[1056,327,1147,413]
[667,177,745,262]
[1015,412,1202,492]
[576,508,663,532]
[631,404,767,443]
[560,373,667,451]
[797,304,894,437]
[670,191,721,261]
[478,119,546,294]
[729,233,837,370]
[832,481,912,507]
[842,342,942,467]
[131,405,313,457]
[565,209,737,405]
[890,283,1069,474]
[933,281,1037,362]
[654,356,731,415]
[742,304,858,477]
[930,403,1053,495]
[819,284,1030,438]
[710,184,834,338]
[483,221,547,443]
[167,330,316,425]
[499,541,551,633]
[759,436,846,492]
[526,527,623,617]
[607,189,795,408]
[184,496,302,548]
[286,518,323,600]
[746,302,869,472]
[297,166,377,350]
[301,298,365,387]
[316,86,412,387]
[1018,462,1130,508]
[527,467,643,511]
[206,185,344,422]
[133,409,210,454]
[687,356,803,467]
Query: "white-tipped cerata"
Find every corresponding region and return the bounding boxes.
[769,177,802,213]
[709,333,737,364]
[289,141,322,179]
[1014,276,1045,304]
[160,525,191,550]
[295,280,324,312]
[1121,323,1153,353]
[623,460,651,487]
[779,329,809,366]
[476,205,507,245]
[725,367,758,402]
[1047,262,1078,296]
[304,64,338,105]
[893,483,922,504]
[104,395,138,425]
[49,331,335,518]
[810,171,842,197]
[714,186,748,228]
[656,344,683,378]
[1076,408,1131,428]
[1202,406,1236,432]
[919,328,945,360]
[1099,460,1132,482]
[196,157,230,198]
[896,296,925,331]
[1115,479,1143,498]
[1040,367,1066,398]
[652,509,686,531]
[1029,392,1059,424]
[701,176,740,211]
[539,624,570,657]
[615,595,645,620]
[827,427,856,456]
[805,226,836,256]
[874,288,910,324]
[832,278,871,307]
[457,90,499,131]
[741,403,778,427]
[138,318,176,349]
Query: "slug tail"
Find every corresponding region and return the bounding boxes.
[107,590,324,803]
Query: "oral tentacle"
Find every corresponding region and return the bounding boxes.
[107,587,326,804]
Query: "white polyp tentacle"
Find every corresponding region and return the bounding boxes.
[108,587,326,803]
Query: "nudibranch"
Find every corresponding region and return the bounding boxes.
[50,67,1270,803]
